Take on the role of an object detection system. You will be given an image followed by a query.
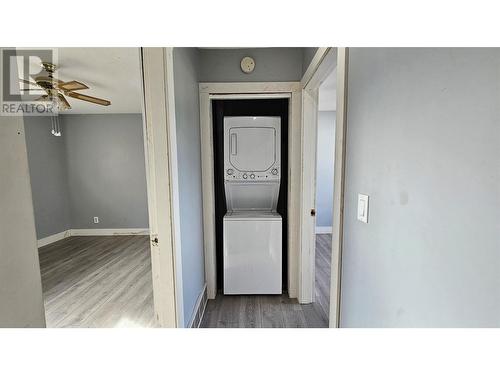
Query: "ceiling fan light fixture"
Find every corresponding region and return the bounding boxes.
[50,96,59,111]
[18,62,112,136]
[51,115,61,137]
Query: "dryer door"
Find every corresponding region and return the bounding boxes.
[229,126,276,172]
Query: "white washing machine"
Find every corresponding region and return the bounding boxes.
[223,116,282,295]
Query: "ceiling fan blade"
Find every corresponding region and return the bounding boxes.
[66,91,111,106]
[58,80,89,91]
[19,79,39,87]
[35,95,49,101]
[20,88,44,91]
[57,94,71,110]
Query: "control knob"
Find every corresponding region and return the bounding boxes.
[227,168,234,175]
[271,168,278,175]
[250,174,255,179]
[242,173,248,179]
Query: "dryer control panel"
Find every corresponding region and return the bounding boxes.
[225,167,280,181]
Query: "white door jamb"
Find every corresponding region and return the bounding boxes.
[330,48,348,328]
[300,47,347,327]
[299,48,337,304]
[140,47,183,327]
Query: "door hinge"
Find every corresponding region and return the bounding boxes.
[151,236,159,246]
[310,208,316,217]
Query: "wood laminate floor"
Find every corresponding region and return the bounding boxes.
[38,235,158,328]
[200,234,332,328]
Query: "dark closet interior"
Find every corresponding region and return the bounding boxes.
[211,98,289,293]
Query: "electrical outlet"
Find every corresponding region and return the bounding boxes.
[93,216,99,224]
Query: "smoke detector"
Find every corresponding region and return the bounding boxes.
[240,56,255,74]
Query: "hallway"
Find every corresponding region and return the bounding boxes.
[200,234,332,328]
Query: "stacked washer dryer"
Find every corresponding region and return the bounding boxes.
[223,116,282,295]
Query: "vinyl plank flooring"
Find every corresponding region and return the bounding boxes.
[239,295,261,328]
[217,295,241,328]
[200,296,223,328]
[46,240,147,327]
[200,234,332,328]
[259,295,285,328]
[315,234,332,319]
[302,302,329,328]
[38,235,158,328]
[280,296,307,328]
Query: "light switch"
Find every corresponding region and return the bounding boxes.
[357,194,369,223]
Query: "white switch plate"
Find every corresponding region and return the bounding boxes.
[357,194,369,223]
[93,216,99,224]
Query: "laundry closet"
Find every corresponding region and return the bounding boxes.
[212,99,289,294]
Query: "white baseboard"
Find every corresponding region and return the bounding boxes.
[37,228,150,248]
[189,283,208,328]
[37,230,71,248]
[70,228,150,236]
[315,226,333,234]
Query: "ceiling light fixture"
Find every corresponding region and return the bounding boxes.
[51,115,61,137]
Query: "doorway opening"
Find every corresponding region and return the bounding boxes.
[202,96,330,327]
[24,48,157,327]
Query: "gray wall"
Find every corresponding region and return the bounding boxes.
[62,114,149,229]
[173,48,206,326]
[0,114,45,327]
[24,113,149,239]
[24,117,71,238]
[302,47,318,75]
[341,48,500,327]
[315,111,335,227]
[199,48,304,82]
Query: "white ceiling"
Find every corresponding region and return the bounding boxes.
[25,48,142,114]
[318,67,336,111]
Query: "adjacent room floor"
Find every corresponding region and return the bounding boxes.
[38,235,158,328]
[200,234,332,328]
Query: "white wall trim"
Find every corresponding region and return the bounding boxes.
[315,226,333,234]
[199,82,302,300]
[199,82,301,94]
[70,228,150,236]
[37,228,150,248]
[301,48,330,88]
[188,283,208,328]
[209,93,291,100]
[37,230,71,248]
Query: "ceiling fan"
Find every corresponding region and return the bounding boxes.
[19,62,111,111]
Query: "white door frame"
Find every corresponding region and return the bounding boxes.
[199,82,303,300]
[330,48,348,328]
[299,48,337,304]
[298,87,319,304]
[141,47,184,327]
[300,47,348,327]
